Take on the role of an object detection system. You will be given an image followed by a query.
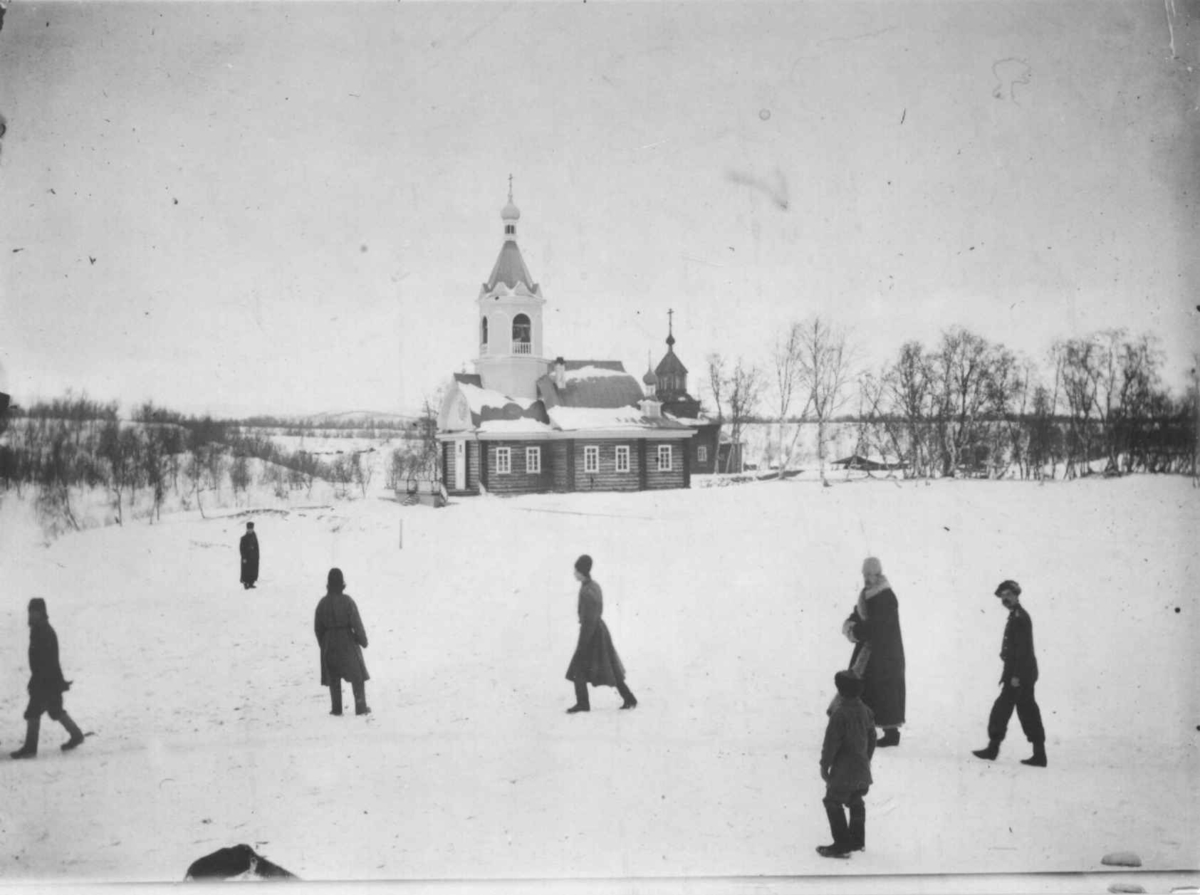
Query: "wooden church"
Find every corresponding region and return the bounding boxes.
[436,188,719,496]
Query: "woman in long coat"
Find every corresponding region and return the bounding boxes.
[314,568,370,716]
[843,556,906,746]
[565,555,637,713]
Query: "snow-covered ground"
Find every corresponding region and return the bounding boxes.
[0,471,1197,892]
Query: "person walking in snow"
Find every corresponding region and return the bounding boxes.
[10,598,86,759]
[842,556,906,747]
[565,554,637,713]
[314,568,371,716]
[239,522,259,590]
[972,579,1046,767]
[817,670,877,858]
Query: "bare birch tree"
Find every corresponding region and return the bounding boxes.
[796,317,853,485]
[770,322,812,476]
[725,359,764,473]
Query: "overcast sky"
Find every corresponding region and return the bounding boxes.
[1,0,1197,418]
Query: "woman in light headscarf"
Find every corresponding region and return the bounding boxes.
[842,557,906,746]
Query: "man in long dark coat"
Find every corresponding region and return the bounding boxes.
[314,568,370,716]
[239,522,259,589]
[844,556,906,747]
[565,554,637,713]
[11,598,86,759]
[973,579,1047,766]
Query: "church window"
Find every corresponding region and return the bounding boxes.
[496,447,511,475]
[526,447,541,474]
[657,444,673,471]
[584,445,599,473]
[480,317,488,348]
[615,446,630,473]
[512,314,531,354]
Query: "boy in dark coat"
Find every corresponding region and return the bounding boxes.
[818,670,877,857]
[314,568,370,716]
[565,555,637,713]
[11,598,86,759]
[239,522,259,589]
[973,579,1046,766]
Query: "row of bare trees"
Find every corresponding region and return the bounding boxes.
[0,397,352,529]
[707,317,856,480]
[704,321,1198,481]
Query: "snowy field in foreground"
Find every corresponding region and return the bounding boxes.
[0,474,1197,889]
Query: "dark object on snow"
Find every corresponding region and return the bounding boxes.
[844,558,906,732]
[239,524,259,589]
[11,598,84,759]
[314,568,370,716]
[974,583,1046,766]
[184,844,298,880]
[1100,851,1143,868]
[565,559,636,712]
[831,454,905,472]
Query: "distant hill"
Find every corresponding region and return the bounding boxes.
[307,410,421,425]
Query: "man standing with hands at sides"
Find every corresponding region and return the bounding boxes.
[973,580,1047,767]
[240,522,259,590]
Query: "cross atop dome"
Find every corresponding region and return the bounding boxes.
[502,175,520,233]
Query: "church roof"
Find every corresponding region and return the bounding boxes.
[548,406,692,431]
[655,349,688,377]
[485,241,538,293]
[536,362,646,409]
[457,383,547,427]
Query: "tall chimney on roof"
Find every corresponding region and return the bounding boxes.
[554,356,566,389]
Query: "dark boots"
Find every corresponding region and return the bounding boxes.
[848,801,866,852]
[59,712,85,751]
[567,680,590,713]
[353,681,370,716]
[818,798,852,857]
[616,680,638,710]
[972,739,1000,760]
[877,728,900,748]
[11,717,40,759]
[330,681,370,716]
[1020,741,1047,767]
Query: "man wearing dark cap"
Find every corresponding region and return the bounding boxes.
[564,554,637,713]
[11,598,86,759]
[240,522,259,590]
[972,580,1047,767]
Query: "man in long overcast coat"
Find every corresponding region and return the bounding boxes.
[239,522,259,589]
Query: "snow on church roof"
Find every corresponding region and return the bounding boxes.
[549,406,690,431]
[458,382,535,414]
[562,365,628,382]
[477,418,555,435]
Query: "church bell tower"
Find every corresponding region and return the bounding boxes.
[472,178,547,399]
